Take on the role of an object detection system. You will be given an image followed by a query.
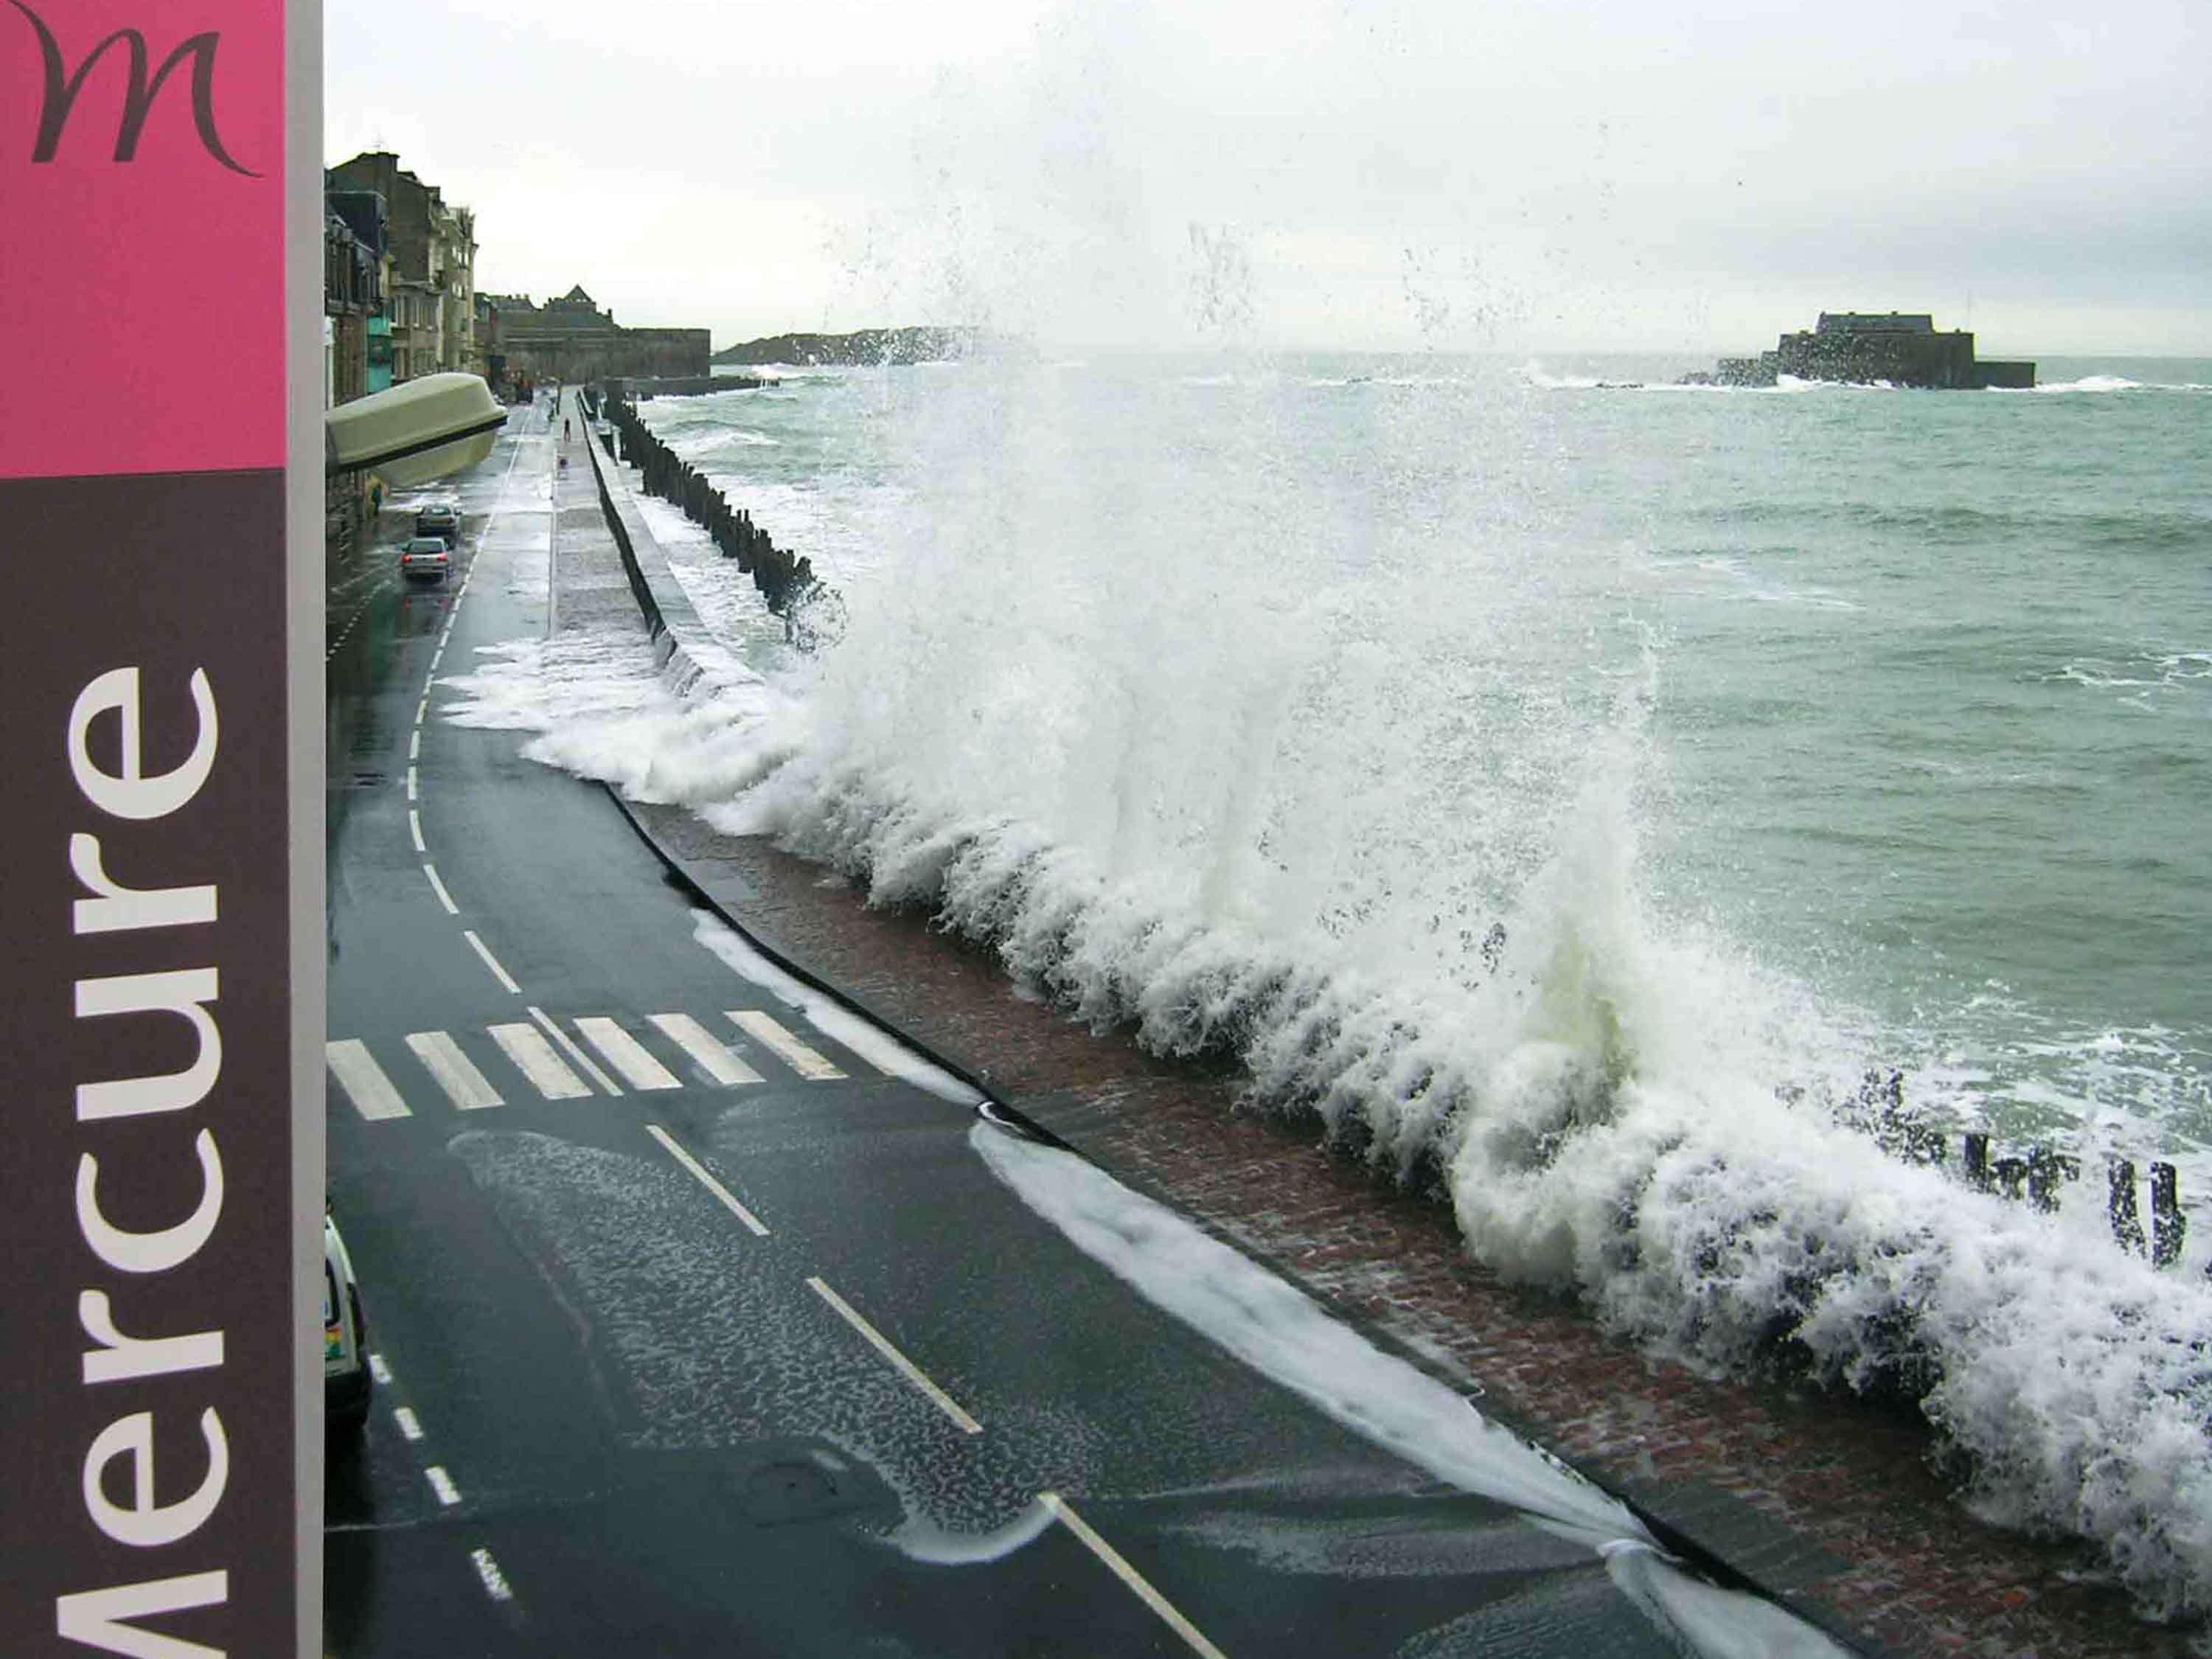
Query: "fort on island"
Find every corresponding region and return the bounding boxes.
[1683,312,2036,389]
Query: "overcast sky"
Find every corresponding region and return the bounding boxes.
[327,0,2210,355]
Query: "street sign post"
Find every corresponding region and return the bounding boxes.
[1,2,322,1654]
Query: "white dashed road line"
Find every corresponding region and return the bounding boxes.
[425,1466,461,1507]
[393,1407,424,1443]
[463,930,522,995]
[422,862,459,915]
[806,1276,982,1436]
[644,1124,771,1237]
[1041,1492,1229,1659]
[409,808,425,852]
[470,1547,515,1604]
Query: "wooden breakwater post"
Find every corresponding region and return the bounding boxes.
[2109,1160,2149,1256]
[594,389,836,636]
[2151,1161,2186,1267]
[1952,1128,2187,1265]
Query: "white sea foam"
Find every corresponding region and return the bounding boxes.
[2035,375,2144,394]
[437,625,800,809]
[1516,363,1605,390]
[973,1121,1853,1657]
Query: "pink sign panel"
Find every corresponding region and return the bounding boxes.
[0,0,285,479]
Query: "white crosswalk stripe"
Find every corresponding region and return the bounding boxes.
[327,1039,411,1121]
[649,1013,763,1087]
[574,1017,681,1091]
[406,1031,504,1111]
[728,1011,846,1080]
[529,1004,621,1094]
[488,1022,591,1099]
[334,1009,863,1121]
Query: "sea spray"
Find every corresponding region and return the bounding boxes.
[448,356,2212,1616]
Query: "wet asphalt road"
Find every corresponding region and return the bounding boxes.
[319,401,1801,1658]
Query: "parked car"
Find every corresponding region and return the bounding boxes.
[414,502,461,543]
[399,536,453,582]
[324,1211,372,1437]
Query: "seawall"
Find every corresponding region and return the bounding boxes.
[603,374,761,398]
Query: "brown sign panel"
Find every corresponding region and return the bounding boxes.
[1,1,316,1653]
[1,472,299,1656]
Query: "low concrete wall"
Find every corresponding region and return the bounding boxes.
[574,391,725,701]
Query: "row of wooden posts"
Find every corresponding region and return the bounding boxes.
[594,392,821,616]
[1859,1073,2192,1269]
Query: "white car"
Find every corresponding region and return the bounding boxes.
[398,535,453,582]
[324,1212,372,1437]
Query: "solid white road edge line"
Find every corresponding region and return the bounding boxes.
[526,1005,622,1095]
[644,1124,770,1237]
[1040,1492,1230,1659]
[470,1547,515,1604]
[462,930,522,995]
[425,1466,461,1507]
[422,862,459,915]
[805,1276,982,1436]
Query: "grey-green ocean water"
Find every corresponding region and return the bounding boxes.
[642,355,2212,1164]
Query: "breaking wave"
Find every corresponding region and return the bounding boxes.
[460,361,2212,1618]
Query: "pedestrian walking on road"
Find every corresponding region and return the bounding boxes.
[563,417,571,442]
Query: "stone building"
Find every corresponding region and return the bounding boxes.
[325,189,391,399]
[323,208,383,407]
[485,285,710,383]
[325,152,477,384]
